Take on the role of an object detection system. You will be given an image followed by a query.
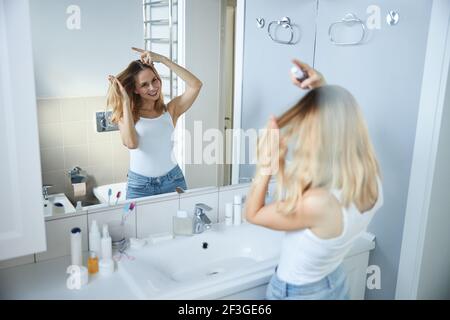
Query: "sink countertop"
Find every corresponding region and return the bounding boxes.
[0,254,138,300]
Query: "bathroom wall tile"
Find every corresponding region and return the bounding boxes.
[85,96,107,116]
[88,141,114,167]
[63,122,88,146]
[179,191,219,223]
[61,98,87,122]
[38,122,63,149]
[64,145,89,170]
[111,137,129,183]
[36,215,88,263]
[110,130,122,141]
[40,147,65,172]
[86,96,110,144]
[42,170,68,195]
[137,199,179,238]
[87,122,112,144]
[85,164,114,188]
[0,254,35,270]
[112,139,129,163]
[112,161,129,184]
[88,208,137,245]
[37,99,61,124]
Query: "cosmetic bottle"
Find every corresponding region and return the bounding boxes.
[99,224,114,276]
[87,251,99,275]
[101,224,112,260]
[225,203,233,226]
[70,227,82,266]
[89,220,101,257]
[233,195,242,226]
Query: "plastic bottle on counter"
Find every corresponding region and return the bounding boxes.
[233,195,242,226]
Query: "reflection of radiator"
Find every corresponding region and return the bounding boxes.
[143,0,179,102]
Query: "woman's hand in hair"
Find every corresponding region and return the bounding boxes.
[256,116,288,177]
[108,75,130,108]
[132,47,166,65]
[291,59,326,90]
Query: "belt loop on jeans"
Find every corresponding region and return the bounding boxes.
[326,273,334,289]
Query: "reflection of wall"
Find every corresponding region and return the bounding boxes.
[183,0,222,189]
[29,0,143,98]
[37,96,129,204]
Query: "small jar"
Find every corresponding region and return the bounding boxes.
[87,251,99,275]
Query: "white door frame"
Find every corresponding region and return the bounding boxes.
[395,0,450,299]
[231,0,245,184]
[0,0,47,260]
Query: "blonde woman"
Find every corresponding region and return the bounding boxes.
[108,48,202,199]
[245,59,383,300]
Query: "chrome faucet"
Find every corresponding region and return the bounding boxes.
[42,184,53,200]
[193,203,212,234]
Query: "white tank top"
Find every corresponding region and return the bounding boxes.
[276,177,384,285]
[129,111,177,177]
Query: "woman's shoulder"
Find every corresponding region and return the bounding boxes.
[300,188,341,218]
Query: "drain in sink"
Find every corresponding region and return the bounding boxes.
[207,268,225,276]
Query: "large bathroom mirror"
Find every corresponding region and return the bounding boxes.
[32,0,239,208]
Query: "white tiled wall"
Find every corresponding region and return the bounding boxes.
[37,97,129,204]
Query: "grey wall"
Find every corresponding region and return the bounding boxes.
[29,0,143,98]
[239,0,318,179]
[240,0,432,299]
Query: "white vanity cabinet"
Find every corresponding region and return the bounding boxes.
[0,0,47,261]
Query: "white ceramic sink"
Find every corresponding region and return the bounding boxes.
[116,223,284,299]
[43,193,76,217]
[116,223,376,299]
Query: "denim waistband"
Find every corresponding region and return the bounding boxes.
[273,265,347,295]
[127,165,181,183]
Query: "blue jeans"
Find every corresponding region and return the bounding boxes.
[126,165,187,200]
[266,265,350,300]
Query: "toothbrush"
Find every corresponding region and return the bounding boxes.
[108,188,112,206]
[114,191,121,206]
[121,202,135,225]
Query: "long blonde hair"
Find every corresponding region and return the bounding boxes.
[273,85,380,215]
[107,60,166,124]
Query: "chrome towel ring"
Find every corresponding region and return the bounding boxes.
[328,13,366,46]
[267,16,296,45]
